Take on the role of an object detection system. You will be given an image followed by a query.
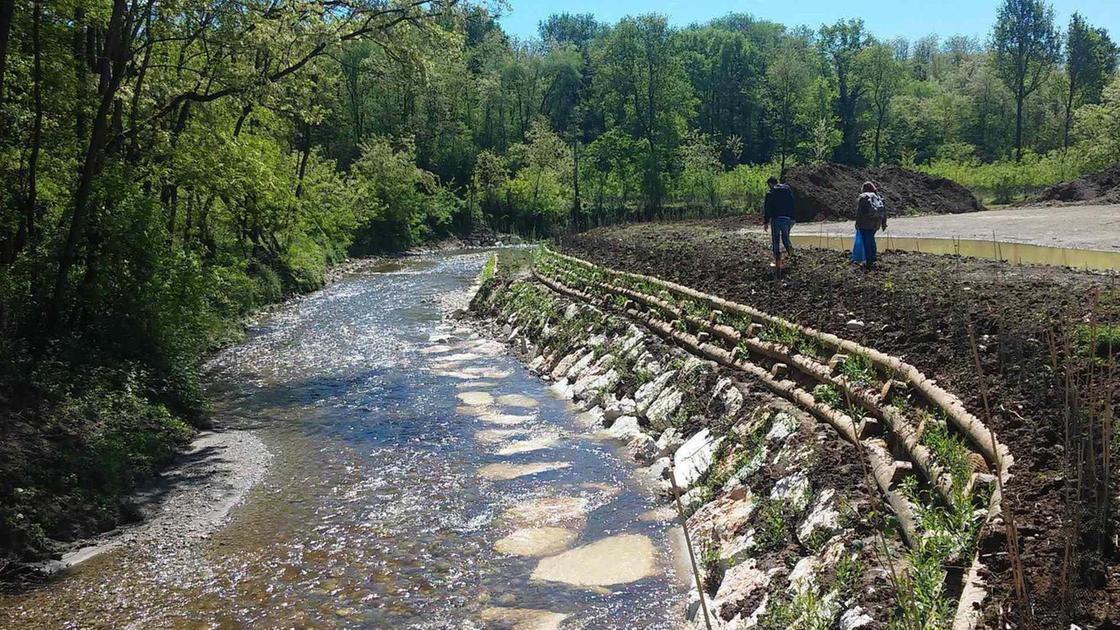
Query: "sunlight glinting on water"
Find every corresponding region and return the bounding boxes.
[0,252,685,629]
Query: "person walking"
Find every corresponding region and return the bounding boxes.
[855,181,888,270]
[763,176,796,269]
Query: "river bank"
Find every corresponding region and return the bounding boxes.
[471,240,1118,628]
[554,222,1119,627]
[469,258,904,628]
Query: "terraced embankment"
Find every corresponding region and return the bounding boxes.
[473,247,1036,628]
[562,221,1120,627]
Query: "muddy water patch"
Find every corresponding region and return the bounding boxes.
[496,434,561,455]
[531,534,657,587]
[494,527,580,557]
[478,462,572,481]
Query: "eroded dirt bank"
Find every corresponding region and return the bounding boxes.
[556,221,1119,627]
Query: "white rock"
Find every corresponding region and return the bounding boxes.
[635,370,677,414]
[719,530,756,568]
[770,471,811,512]
[680,356,710,378]
[605,415,643,440]
[656,427,684,456]
[572,368,619,404]
[796,488,840,545]
[674,429,723,489]
[686,588,717,623]
[845,319,865,331]
[635,351,661,374]
[688,487,755,541]
[765,411,798,442]
[839,607,874,630]
[646,457,672,483]
[787,555,820,594]
[647,388,683,432]
[626,433,660,464]
[616,330,645,356]
[550,351,585,379]
[715,559,768,622]
[601,393,625,421]
[711,377,744,418]
[574,406,606,430]
[679,486,709,513]
[549,378,574,400]
[564,352,597,381]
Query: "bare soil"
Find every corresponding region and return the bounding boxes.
[1037,164,1120,205]
[560,220,1120,628]
[783,163,983,222]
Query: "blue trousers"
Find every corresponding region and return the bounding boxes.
[771,217,794,259]
[858,228,878,265]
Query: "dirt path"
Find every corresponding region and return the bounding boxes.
[742,204,1120,251]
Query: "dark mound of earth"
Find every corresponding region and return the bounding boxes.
[783,163,983,222]
[1036,164,1120,204]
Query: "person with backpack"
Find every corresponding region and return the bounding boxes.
[855,181,887,270]
[763,176,797,269]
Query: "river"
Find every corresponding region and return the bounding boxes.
[0,251,686,629]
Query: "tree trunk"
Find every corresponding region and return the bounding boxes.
[1063,77,1076,149]
[23,0,43,249]
[295,121,310,199]
[49,0,131,329]
[1015,87,1025,162]
[233,104,252,137]
[874,108,884,167]
[570,138,580,231]
[0,0,13,104]
[73,8,87,157]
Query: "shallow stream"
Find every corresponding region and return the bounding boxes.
[0,251,685,629]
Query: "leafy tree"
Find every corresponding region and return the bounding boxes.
[1073,76,1120,169]
[990,0,1060,160]
[859,43,906,166]
[677,130,722,210]
[594,14,693,214]
[765,40,813,175]
[819,19,869,164]
[1063,13,1118,147]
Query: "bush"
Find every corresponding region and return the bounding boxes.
[920,150,1091,204]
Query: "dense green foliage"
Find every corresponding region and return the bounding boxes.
[0,0,1117,565]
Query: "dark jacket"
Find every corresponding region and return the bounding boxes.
[763,184,796,222]
[855,192,887,230]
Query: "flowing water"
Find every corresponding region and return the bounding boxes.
[0,251,686,629]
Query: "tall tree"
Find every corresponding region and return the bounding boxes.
[594,14,693,214]
[765,41,812,175]
[859,43,905,166]
[819,19,869,165]
[990,0,1060,160]
[1062,13,1117,148]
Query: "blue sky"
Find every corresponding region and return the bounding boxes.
[496,0,1120,44]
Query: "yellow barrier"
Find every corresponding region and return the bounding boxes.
[792,233,1120,272]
